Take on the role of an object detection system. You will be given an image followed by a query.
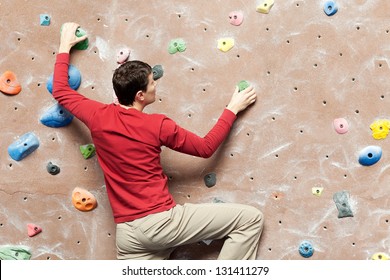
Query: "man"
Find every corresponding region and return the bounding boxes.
[54,22,264,260]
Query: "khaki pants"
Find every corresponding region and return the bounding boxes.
[116,203,264,260]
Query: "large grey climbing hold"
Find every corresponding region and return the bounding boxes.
[152,65,164,80]
[333,190,354,218]
[204,173,217,188]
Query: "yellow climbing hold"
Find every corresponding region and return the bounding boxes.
[370,119,390,140]
[217,38,235,52]
[256,0,274,14]
[312,186,324,197]
[371,252,390,260]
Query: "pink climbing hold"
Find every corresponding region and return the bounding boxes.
[333,118,349,134]
[228,11,244,26]
[117,48,130,64]
[27,223,42,237]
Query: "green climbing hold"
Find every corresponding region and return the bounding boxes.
[80,143,96,159]
[0,245,32,260]
[168,38,186,54]
[237,80,250,92]
[74,28,89,50]
[60,25,88,50]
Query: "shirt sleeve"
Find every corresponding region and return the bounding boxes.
[52,53,104,127]
[159,109,237,158]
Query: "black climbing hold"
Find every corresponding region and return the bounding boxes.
[47,162,60,175]
[204,173,217,188]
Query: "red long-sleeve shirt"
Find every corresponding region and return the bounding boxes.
[53,53,237,223]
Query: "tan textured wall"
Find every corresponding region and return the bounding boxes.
[1,0,389,260]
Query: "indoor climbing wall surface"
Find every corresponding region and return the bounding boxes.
[1,0,390,260]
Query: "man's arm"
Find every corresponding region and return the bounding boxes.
[160,85,257,158]
[53,22,102,127]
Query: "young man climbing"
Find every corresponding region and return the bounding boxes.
[53,22,264,260]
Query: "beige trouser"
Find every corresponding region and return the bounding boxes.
[116,203,264,260]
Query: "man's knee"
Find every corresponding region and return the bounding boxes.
[247,206,264,231]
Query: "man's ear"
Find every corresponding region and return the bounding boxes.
[135,90,145,102]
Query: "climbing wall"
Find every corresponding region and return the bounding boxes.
[1,0,390,260]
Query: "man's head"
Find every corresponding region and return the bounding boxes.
[112,60,156,106]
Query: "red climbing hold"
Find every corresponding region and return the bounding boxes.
[27,223,42,237]
[0,71,22,95]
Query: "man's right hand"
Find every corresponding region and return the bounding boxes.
[226,85,257,115]
[58,22,88,54]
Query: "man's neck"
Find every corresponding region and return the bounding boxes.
[119,103,144,112]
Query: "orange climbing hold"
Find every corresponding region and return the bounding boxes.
[0,71,22,95]
[72,187,97,212]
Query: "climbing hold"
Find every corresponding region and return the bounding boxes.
[0,246,32,260]
[228,10,244,26]
[371,252,390,260]
[27,223,42,237]
[358,145,382,166]
[256,0,274,14]
[80,143,96,159]
[40,103,74,127]
[72,187,97,212]
[40,14,51,26]
[0,71,22,95]
[217,38,235,52]
[333,190,353,218]
[204,173,217,188]
[47,162,60,175]
[152,65,164,81]
[60,25,88,50]
[213,198,225,203]
[168,38,187,54]
[299,241,314,258]
[46,64,82,94]
[117,48,130,64]
[333,118,349,134]
[74,27,89,50]
[237,80,250,92]
[370,119,390,140]
[312,186,324,197]
[324,1,338,16]
[8,132,39,161]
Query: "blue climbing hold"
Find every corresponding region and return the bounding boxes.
[46,64,82,94]
[8,132,40,161]
[40,103,74,127]
[299,240,314,258]
[358,145,382,166]
[40,14,51,26]
[324,1,338,16]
